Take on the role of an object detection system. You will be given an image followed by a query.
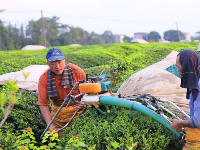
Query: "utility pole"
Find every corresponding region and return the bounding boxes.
[0,37,2,50]
[41,11,47,47]
[176,22,181,42]
[0,9,5,50]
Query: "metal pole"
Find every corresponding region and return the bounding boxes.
[176,22,181,42]
[41,11,47,47]
[0,9,6,50]
[40,82,79,139]
[0,37,1,50]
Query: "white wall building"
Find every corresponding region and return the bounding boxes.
[134,32,148,39]
[113,34,125,43]
[183,32,191,41]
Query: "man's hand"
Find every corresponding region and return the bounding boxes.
[75,105,85,111]
[49,124,57,132]
[39,105,57,132]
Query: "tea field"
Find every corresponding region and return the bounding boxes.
[0,42,199,149]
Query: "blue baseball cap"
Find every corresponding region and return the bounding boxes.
[46,48,65,61]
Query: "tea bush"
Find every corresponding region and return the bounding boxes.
[60,108,182,150]
[0,42,198,75]
[0,42,199,149]
[0,86,46,149]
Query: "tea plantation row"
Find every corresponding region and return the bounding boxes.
[0,42,199,149]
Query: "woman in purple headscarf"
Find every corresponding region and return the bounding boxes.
[169,50,200,131]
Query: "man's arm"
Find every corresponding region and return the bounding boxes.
[39,105,56,131]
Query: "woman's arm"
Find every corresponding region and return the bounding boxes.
[169,118,192,132]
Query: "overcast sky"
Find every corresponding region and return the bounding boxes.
[1,0,200,38]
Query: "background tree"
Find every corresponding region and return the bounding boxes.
[44,16,62,46]
[26,16,63,47]
[0,16,137,50]
[26,17,105,47]
[86,31,104,45]
[163,30,184,42]
[194,31,200,40]
[145,31,161,42]
[0,20,7,50]
[0,21,25,50]
[26,19,44,46]
[76,27,89,45]
[101,31,114,44]
[123,35,132,43]
[196,31,200,36]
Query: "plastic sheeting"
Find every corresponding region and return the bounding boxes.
[159,40,170,43]
[131,39,149,44]
[117,50,190,116]
[21,45,46,50]
[0,65,49,92]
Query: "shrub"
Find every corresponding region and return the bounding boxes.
[60,108,182,150]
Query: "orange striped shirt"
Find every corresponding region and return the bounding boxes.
[38,63,86,106]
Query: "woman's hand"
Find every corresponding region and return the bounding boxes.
[169,118,183,132]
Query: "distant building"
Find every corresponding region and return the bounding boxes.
[113,34,125,43]
[179,32,191,42]
[183,32,191,41]
[134,32,148,39]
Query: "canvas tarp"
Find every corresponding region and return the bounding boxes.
[21,45,46,50]
[159,40,170,43]
[131,39,149,44]
[69,44,82,46]
[117,50,190,116]
[0,65,49,92]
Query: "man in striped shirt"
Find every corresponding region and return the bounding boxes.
[38,48,86,137]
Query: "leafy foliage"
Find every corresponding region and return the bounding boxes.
[60,109,182,150]
[0,86,46,149]
[0,42,199,149]
[145,31,161,42]
[0,17,131,50]
[0,79,19,128]
[0,42,198,75]
[13,128,60,150]
[108,57,133,92]
[164,30,184,42]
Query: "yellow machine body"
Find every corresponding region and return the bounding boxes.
[79,83,101,94]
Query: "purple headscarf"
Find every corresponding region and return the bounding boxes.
[179,50,200,101]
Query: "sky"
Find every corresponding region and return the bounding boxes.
[1,0,200,38]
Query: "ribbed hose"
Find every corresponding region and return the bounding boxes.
[99,96,180,137]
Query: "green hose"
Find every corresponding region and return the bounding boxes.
[99,96,181,138]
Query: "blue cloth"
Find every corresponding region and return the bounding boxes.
[189,79,200,128]
[165,64,181,79]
